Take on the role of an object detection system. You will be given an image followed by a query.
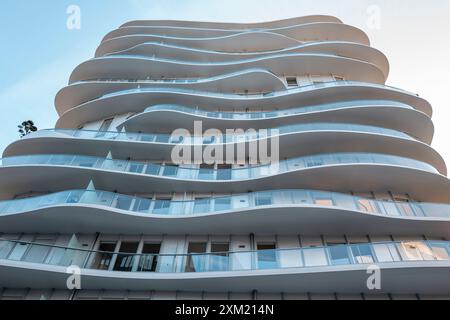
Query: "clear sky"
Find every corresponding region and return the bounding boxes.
[0,0,449,166]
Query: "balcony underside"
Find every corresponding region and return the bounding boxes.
[1,260,449,294]
[104,21,367,46]
[56,84,432,129]
[96,23,370,56]
[119,15,343,29]
[2,205,450,236]
[58,69,287,111]
[0,165,448,203]
[5,131,445,174]
[69,54,385,85]
[117,105,433,143]
[105,42,388,78]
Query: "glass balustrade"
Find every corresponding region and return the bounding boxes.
[1,152,439,180]
[1,188,449,219]
[87,80,417,102]
[0,153,438,181]
[1,238,449,274]
[83,67,275,85]
[141,100,413,120]
[35,121,416,145]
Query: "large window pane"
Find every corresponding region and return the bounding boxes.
[114,242,139,272]
[257,244,278,269]
[91,243,116,270]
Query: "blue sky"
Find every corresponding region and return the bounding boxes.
[1,0,450,164]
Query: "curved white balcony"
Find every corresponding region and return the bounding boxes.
[4,124,445,175]
[69,53,385,85]
[2,189,450,236]
[96,23,370,57]
[120,15,343,29]
[1,239,450,294]
[58,68,287,111]
[104,20,365,45]
[106,41,389,78]
[0,153,446,202]
[55,81,432,129]
[117,102,432,143]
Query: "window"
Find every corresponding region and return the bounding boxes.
[96,118,113,137]
[113,242,140,271]
[286,77,298,87]
[185,242,208,272]
[91,242,117,270]
[139,243,161,272]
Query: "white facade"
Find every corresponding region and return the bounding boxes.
[1,15,450,300]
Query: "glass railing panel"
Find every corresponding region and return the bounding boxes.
[205,253,230,272]
[22,243,52,264]
[428,242,450,261]
[137,255,159,272]
[198,169,215,180]
[46,247,70,266]
[228,251,251,271]
[7,242,30,261]
[89,251,115,270]
[278,248,304,268]
[372,243,401,262]
[350,244,376,264]
[193,199,211,214]
[145,163,161,175]
[0,240,16,259]
[396,242,435,261]
[303,247,329,267]
[114,195,133,211]
[39,119,418,148]
[157,254,179,273]
[113,253,140,272]
[2,240,450,274]
[214,197,232,212]
[327,245,353,266]
[133,198,152,213]
[152,201,171,215]
[185,254,208,273]
[256,249,279,270]
[162,165,178,177]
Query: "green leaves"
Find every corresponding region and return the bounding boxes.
[18,120,38,138]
